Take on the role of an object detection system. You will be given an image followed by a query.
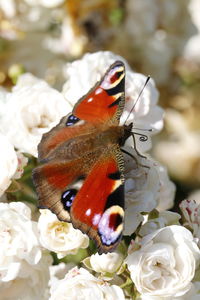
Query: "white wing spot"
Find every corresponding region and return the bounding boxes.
[85,208,91,216]
[92,213,101,226]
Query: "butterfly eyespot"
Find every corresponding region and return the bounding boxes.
[66,114,80,126]
[61,189,77,211]
[98,206,124,246]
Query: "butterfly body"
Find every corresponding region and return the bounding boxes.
[33,61,132,253]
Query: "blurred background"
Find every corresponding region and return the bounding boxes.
[0,0,200,209]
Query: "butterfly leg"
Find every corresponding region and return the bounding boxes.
[131,132,148,159]
[121,148,149,169]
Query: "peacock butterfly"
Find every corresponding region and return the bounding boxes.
[33,61,137,253]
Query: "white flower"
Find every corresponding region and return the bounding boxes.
[0,202,41,282]
[124,154,175,235]
[189,0,200,31]
[24,0,65,8]
[125,0,195,84]
[154,163,176,211]
[180,199,200,245]
[49,262,75,288]
[62,51,163,152]
[126,225,200,298]
[183,34,200,63]
[0,73,72,156]
[139,211,181,237]
[44,18,86,56]
[0,252,52,300]
[0,88,9,120]
[84,252,124,274]
[13,151,28,180]
[49,267,125,300]
[38,209,89,258]
[0,0,16,18]
[154,109,200,181]
[0,133,18,197]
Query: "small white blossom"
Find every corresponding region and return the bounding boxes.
[139,211,181,237]
[84,252,124,274]
[0,202,41,282]
[49,267,125,300]
[180,199,200,245]
[0,73,72,156]
[0,0,16,18]
[13,151,28,180]
[49,262,75,288]
[44,18,86,57]
[0,88,9,120]
[24,0,65,8]
[38,209,89,258]
[0,133,18,196]
[126,225,200,298]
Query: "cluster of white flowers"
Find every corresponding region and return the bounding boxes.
[0,202,52,299]
[0,50,200,299]
[125,0,196,84]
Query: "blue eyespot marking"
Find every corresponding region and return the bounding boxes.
[66,114,80,126]
[61,189,77,211]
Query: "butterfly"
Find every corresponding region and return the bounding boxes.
[33,61,135,254]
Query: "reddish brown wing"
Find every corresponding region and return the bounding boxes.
[73,61,125,124]
[32,158,83,222]
[33,61,126,253]
[37,61,125,161]
[70,146,124,253]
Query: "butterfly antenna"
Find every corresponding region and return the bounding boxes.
[124,75,151,125]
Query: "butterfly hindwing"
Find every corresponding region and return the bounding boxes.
[70,146,124,253]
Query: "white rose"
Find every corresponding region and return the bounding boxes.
[126,225,200,298]
[0,202,41,282]
[0,73,72,156]
[124,155,175,235]
[0,252,52,300]
[49,267,125,300]
[38,209,89,258]
[84,252,124,274]
[0,133,18,196]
